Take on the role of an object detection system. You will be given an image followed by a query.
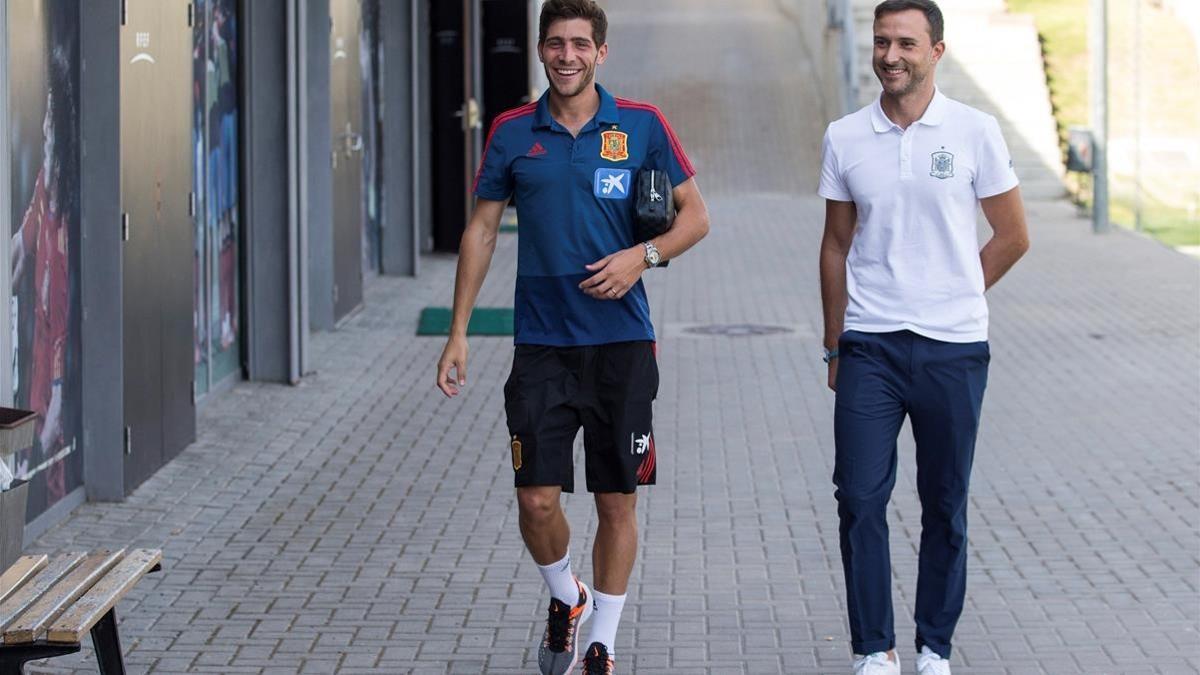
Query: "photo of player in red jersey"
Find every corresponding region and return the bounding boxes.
[7,2,82,519]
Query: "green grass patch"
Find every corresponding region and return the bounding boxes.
[1111,195,1200,248]
[417,307,514,336]
[1008,0,1089,151]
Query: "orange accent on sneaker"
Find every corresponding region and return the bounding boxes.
[583,643,615,674]
[542,579,590,654]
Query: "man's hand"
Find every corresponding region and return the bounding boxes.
[579,246,647,300]
[436,335,469,398]
[435,197,505,399]
[827,358,838,392]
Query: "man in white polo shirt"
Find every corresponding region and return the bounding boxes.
[818,1,1031,674]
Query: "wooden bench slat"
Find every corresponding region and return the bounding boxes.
[46,549,162,644]
[3,549,125,644]
[0,552,87,633]
[0,555,49,605]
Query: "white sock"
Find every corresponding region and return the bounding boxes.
[586,589,626,655]
[536,552,578,605]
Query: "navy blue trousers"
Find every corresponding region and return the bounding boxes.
[833,330,989,659]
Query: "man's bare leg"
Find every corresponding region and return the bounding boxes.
[518,484,586,618]
[591,492,638,592]
[517,486,570,564]
[520,485,592,674]
[587,491,637,657]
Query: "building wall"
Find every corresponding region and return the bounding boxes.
[776,0,847,121]
[0,0,445,536]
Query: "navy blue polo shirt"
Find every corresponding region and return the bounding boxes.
[473,84,696,346]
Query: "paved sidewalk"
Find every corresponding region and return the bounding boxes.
[27,0,1200,672]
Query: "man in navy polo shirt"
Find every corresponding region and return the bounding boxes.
[435,1,709,672]
[818,2,1030,674]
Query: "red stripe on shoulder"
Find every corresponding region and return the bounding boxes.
[485,102,538,144]
[492,102,538,126]
[473,103,538,194]
[616,98,696,177]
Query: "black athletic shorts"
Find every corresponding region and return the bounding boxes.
[504,341,659,494]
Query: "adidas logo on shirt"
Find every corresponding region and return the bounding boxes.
[527,142,548,157]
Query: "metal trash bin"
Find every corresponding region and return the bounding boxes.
[1067,126,1095,173]
[0,480,28,570]
[0,408,37,455]
[0,407,37,571]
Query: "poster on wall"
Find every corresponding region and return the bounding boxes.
[6,1,83,521]
[193,0,209,395]
[361,0,381,273]
[193,0,240,397]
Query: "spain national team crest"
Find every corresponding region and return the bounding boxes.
[930,150,955,179]
[510,436,523,471]
[600,130,629,162]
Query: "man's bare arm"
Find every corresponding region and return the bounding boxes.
[820,199,857,391]
[821,199,857,348]
[436,198,507,397]
[979,186,1031,290]
[652,177,710,262]
[579,177,710,300]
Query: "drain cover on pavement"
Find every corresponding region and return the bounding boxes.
[682,324,795,337]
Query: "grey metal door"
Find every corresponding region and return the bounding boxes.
[121,0,196,492]
[331,0,365,322]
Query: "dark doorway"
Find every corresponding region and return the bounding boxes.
[120,0,196,493]
[482,0,531,135]
[430,0,483,252]
[331,0,366,322]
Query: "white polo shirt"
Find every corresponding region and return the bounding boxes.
[818,89,1019,343]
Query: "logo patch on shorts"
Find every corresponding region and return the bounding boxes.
[930,150,955,179]
[594,169,631,200]
[600,130,629,161]
[510,436,523,471]
[631,432,652,455]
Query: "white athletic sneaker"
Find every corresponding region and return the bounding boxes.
[854,652,901,675]
[915,646,951,675]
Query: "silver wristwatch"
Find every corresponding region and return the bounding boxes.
[642,241,662,268]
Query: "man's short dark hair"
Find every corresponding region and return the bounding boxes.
[874,0,944,44]
[538,0,608,47]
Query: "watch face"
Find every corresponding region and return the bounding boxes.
[646,249,660,265]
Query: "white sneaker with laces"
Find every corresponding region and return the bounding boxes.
[915,646,951,675]
[854,652,901,675]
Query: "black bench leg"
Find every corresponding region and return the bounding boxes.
[90,608,126,675]
[0,643,82,675]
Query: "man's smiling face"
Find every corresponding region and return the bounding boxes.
[872,8,944,98]
[539,17,607,99]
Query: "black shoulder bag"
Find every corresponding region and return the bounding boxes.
[634,169,673,267]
